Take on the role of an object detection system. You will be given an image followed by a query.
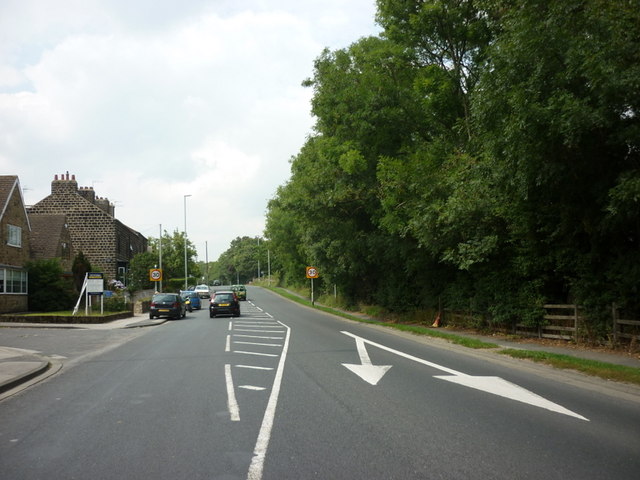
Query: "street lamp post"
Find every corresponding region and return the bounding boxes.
[184,194,192,290]
[257,237,260,280]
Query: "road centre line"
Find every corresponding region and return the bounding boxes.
[247,320,291,480]
[234,341,282,347]
[226,335,231,352]
[225,364,240,422]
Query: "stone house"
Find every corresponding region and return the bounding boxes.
[29,214,73,271]
[0,175,30,312]
[27,172,147,283]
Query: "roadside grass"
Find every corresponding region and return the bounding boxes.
[498,349,640,386]
[268,286,498,349]
[263,284,640,385]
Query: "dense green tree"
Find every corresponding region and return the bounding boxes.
[27,259,75,311]
[71,251,92,292]
[126,230,200,291]
[473,0,640,316]
[127,251,158,292]
[262,0,640,335]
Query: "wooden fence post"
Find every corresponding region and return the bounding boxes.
[612,303,618,346]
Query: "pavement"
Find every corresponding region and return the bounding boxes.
[0,313,168,396]
[1,312,639,397]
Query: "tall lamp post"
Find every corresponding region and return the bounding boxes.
[184,194,192,290]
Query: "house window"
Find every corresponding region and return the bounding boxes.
[0,268,27,294]
[7,224,21,247]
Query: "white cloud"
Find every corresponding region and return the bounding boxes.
[0,0,381,260]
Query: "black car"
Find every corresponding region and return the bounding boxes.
[149,293,187,320]
[209,290,240,317]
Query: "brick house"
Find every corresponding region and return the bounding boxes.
[27,172,147,283]
[0,175,30,312]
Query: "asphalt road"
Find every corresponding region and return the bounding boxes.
[1,286,639,479]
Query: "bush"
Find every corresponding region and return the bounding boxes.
[27,259,75,312]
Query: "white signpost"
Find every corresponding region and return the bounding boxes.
[73,272,104,315]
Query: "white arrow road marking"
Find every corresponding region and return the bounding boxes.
[435,375,588,420]
[341,331,588,421]
[342,337,392,385]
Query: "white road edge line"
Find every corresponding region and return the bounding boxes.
[246,320,291,480]
[225,364,240,422]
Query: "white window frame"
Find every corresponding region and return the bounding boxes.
[0,268,27,294]
[7,224,22,247]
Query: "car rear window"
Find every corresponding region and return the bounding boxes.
[154,294,177,302]
[215,294,233,302]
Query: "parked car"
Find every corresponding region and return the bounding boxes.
[231,284,247,301]
[209,290,240,317]
[194,284,211,298]
[180,290,202,311]
[149,293,186,319]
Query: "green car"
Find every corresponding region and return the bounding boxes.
[232,284,247,301]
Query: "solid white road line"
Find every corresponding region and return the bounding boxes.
[225,364,240,422]
[246,320,291,480]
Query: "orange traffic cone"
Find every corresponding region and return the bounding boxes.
[432,312,441,328]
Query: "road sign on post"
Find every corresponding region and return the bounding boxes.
[306,266,318,305]
[149,268,163,282]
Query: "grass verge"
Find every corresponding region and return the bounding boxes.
[268,286,498,349]
[264,285,640,385]
[498,349,640,386]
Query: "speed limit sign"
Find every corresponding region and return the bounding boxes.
[149,268,163,282]
[306,266,318,279]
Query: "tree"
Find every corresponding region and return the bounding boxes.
[72,251,92,292]
[27,259,75,311]
[472,0,640,316]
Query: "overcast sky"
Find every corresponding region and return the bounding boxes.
[0,0,381,262]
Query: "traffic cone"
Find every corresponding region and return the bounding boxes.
[431,312,441,328]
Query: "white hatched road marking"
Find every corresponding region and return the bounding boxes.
[234,341,283,347]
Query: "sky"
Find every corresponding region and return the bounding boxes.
[0,0,381,262]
